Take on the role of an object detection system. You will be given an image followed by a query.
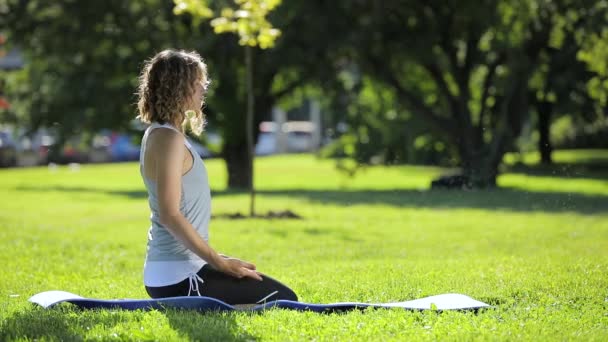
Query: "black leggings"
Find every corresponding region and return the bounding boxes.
[145,264,298,305]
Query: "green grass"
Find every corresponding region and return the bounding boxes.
[504,149,608,166]
[0,152,607,341]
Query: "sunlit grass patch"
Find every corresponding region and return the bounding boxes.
[1,152,607,340]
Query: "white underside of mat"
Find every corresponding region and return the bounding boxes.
[29,291,85,308]
[371,293,490,310]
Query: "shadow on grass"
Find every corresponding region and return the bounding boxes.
[505,161,608,181]
[164,309,257,341]
[266,226,362,243]
[14,184,608,214]
[215,188,608,215]
[13,185,148,199]
[0,306,257,341]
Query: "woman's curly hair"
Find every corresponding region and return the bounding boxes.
[137,49,210,135]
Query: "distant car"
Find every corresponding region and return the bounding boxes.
[17,129,90,165]
[287,130,313,152]
[109,134,140,161]
[51,143,90,164]
[284,121,315,152]
[36,133,90,164]
[0,130,17,167]
[16,129,55,166]
[90,130,140,163]
[255,132,277,155]
[255,121,316,154]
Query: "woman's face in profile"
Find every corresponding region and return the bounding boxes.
[192,79,206,109]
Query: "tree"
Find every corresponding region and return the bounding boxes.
[0,34,10,114]
[577,17,608,108]
[334,0,597,187]
[175,1,344,189]
[527,0,607,164]
[2,0,197,138]
[3,0,342,192]
[174,0,282,216]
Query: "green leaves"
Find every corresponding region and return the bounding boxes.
[577,29,608,105]
[173,0,214,20]
[173,0,282,49]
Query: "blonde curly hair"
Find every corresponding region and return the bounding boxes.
[137,49,210,135]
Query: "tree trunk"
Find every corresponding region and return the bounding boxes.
[461,62,529,188]
[245,46,256,216]
[223,141,251,189]
[219,90,273,191]
[461,150,499,188]
[537,100,553,165]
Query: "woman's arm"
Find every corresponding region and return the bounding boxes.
[152,129,261,281]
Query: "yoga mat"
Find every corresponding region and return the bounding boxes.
[29,291,490,312]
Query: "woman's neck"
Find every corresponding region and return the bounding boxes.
[162,119,183,133]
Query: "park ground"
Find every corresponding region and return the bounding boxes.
[0,151,607,341]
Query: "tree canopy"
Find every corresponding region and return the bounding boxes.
[2,0,606,188]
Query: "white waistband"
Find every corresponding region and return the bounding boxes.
[144,259,207,287]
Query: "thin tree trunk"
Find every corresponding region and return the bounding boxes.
[537,100,553,165]
[245,46,255,217]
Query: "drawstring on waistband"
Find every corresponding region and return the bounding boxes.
[187,273,205,296]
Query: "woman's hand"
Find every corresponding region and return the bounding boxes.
[216,257,263,281]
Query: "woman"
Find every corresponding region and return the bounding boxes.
[136,49,297,304]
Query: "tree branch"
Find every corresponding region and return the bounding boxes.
[271,76,307,100]
[368,55,457,139]
[477,53,506,143]
[422,62,458,114]
[463,33,479,75]
[425,3,475,141]
[490,58,530,162]
[423,3,459,76]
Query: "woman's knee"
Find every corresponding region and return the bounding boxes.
[278,287,298,301]
[260,274,298,301]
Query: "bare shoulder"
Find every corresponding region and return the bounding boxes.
[142,127,186,180]
[147,127,184,154]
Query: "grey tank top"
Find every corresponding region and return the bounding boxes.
[140,122,211,262]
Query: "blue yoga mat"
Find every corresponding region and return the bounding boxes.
[29,291,490,312]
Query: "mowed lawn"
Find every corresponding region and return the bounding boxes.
[0,152,607,341]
